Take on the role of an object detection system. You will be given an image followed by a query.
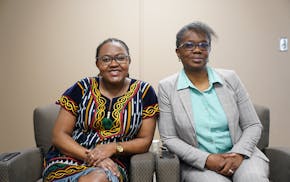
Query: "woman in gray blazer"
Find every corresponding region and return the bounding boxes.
[158,21,269,182]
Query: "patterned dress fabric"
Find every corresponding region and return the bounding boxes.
[42,77,159,182]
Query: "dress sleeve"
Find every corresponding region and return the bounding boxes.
[57,78,89,116]
[141,83,159,119]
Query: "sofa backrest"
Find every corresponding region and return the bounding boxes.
[254,104,270,150]
[33,103,60,156]
[32,103,269,155]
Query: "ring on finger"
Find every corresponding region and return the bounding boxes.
[229,169,234,174]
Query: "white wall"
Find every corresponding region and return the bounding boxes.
[0,0,289,152]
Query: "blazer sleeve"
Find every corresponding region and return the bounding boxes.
[222,70,263,158]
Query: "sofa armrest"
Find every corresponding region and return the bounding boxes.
[0,147,43,182]
[264,147,290,182]
[130,152,155,182]
[155,151,180,182]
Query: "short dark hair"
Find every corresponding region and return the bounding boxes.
[176,21,217,48]
[96,38,130,58]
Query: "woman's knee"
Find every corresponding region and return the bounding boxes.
[184,169,231,182]
[233,171,269,182]
[78,170,109,182]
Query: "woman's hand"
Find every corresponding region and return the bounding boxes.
[218,153,244,176]
[95,158,120,177]
[205,154,226,171]
[206,153,244,176]
[85,143,116,166]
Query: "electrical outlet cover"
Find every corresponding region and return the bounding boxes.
[280,37,288,51]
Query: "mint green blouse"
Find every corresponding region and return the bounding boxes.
[177,67,233,153]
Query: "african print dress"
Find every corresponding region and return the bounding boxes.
[42,77,159,182]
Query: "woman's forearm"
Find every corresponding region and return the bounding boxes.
[52,133,88,161]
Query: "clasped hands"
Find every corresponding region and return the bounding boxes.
[84,143,120,177]
[205,153,244,177]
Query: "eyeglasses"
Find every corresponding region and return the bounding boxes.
[178,41,210,51]
[97,54,130,66]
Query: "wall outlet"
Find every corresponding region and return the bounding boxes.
[280,37,288,52]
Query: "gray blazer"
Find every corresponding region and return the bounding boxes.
[158,68,269,172]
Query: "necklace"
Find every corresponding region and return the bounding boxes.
[102,100,113,130]
[100,78,129,130]
[102,111,113,130]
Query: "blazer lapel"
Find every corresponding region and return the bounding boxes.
[214,83,236,142]
[177,88,197,143]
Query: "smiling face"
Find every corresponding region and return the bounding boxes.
[176,30,210,72]
[96,41,130,84]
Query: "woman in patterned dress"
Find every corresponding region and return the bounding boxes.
[43,38,159,182]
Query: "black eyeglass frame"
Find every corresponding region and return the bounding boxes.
[96,54,130,65]
[177,41,210,51]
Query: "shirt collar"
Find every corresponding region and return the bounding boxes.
[208,66,223,85]
[177,66,223,91]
